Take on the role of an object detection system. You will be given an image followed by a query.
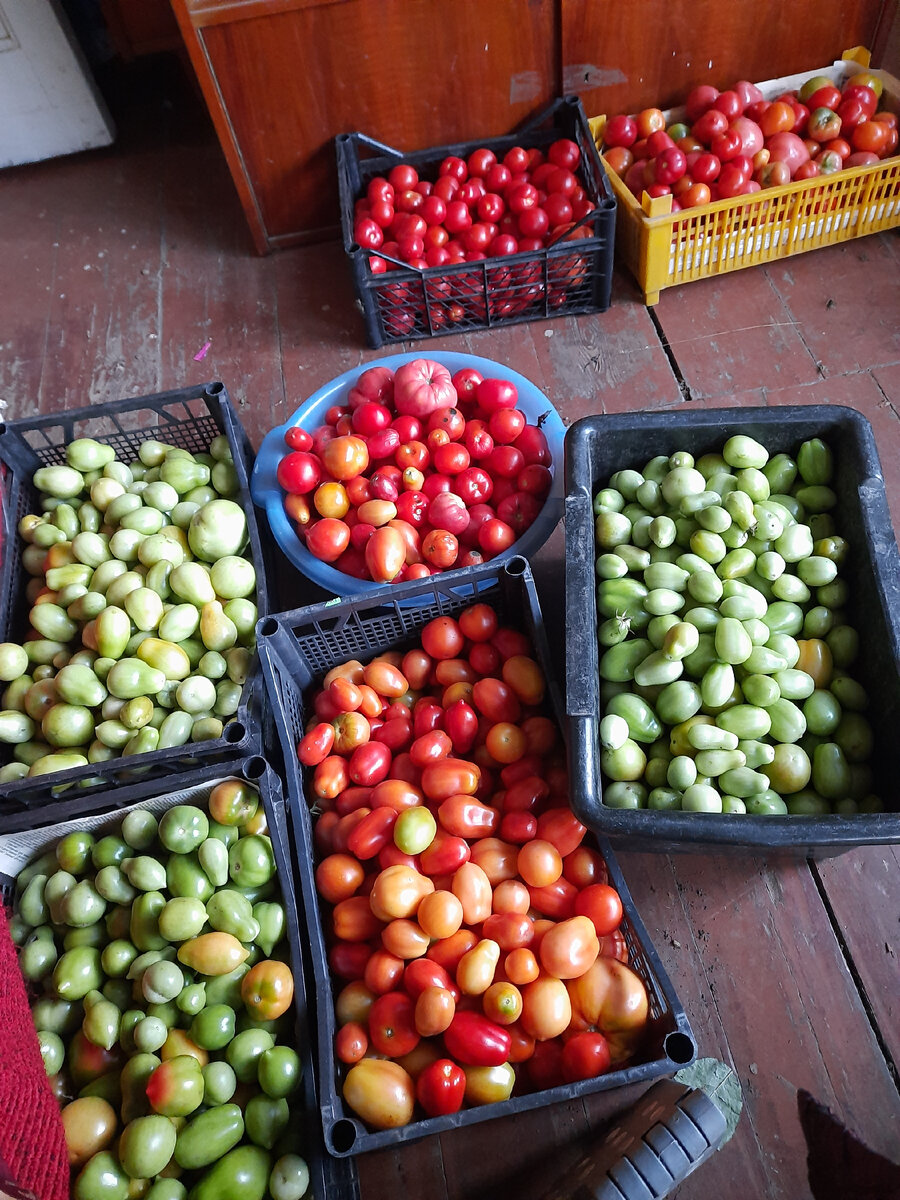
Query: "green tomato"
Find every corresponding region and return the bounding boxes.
[72,1151,129,1200]
[228,835,275,888]
[226,1028,275,1083]
[191,1004,237,1051]
[257,1045,302,1099]
[268,1155,311,1200]
[202,1060,237,1106]
[159,805,210,854]
[245,1094,290,1149]
[393,806,437,855]
[118,1114,177,1179]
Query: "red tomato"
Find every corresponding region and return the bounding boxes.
[422,530,459,570]
[277,451,321,495]
[416,1059,466,1117]
[346,806,398,860]
[368,991,420,1057]
[364,949,406,996]
[443,1010,511,1066]
[562,1031,612,1082]
[329,941,372,981]
[419,830,471,877]
[335,1021,368,1064]
[315,853,365,904]
[421,616,465,660]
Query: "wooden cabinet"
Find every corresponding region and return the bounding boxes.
[169,0,892,254]
[169,0,557,253]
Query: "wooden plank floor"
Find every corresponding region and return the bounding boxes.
[2,54,899,1200]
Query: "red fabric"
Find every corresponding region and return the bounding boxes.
[0,907,69,1200]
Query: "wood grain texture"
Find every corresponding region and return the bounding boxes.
[171,0,556,251]
[561,0,885,118]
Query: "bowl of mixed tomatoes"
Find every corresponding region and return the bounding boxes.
[250,352,566,597]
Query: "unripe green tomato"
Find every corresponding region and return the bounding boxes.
[603,781,647,809]
[393,806,437,855]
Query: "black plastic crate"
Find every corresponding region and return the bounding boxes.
[256,556,696,1157]
[336,96,616,347]
[565,406,900,857]
[0,383,268,812]
[0,757,360,1200]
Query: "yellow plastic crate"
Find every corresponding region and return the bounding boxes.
[590,48,900,305]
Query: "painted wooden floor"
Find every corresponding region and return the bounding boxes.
[1,53,898,1200]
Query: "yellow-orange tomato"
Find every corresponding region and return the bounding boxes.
[566,957,649,1064]
[635,107,665,138]
[336,980,376,1026]
[796,638,833,688]
[417,889,464,939]
[470,838,518,885]
[161,1029,208,1066]
[316,853,365,904]
[517,839,563,888]
[61,1097,117,1166]
[415,985,456,1036]
[520,976,572,1041]
[322,435,369,481]
[363,660,409,698]
[243,809,268,836]
[381,918,430,959]
[241,959,295,1021]
[483,981,523,1026]
[284,492,312,527]
[368,779,424,812]
[332,711,370,754]
[343,1059,415,1129]
[485,722,527,764]
[538,916,600,981]
[505,948,540,986]
[456,939,501,995]
[395,1039,442,1082]
[492,879,531,915]
[442,681,475,707]
[324,659,365,688]
[357,499,398,527]
[501,656,546,705]
[451,861,492,924]
[368,864,435,922]
[314,480,350,518]
[759,101,796,137]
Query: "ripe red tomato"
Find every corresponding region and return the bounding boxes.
[277,451,321,495]
[306,518,350,562]
[467,147,497,177]
[368,991,420,1057]
[421,530,459,569]
[561,1031,611,1082]
[478,518,517,558]
[415,1059,466,1117]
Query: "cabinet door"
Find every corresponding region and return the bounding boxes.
[172,0,556,253]
[560,0,883,117]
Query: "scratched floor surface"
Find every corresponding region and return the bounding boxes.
[1,53,899,1200]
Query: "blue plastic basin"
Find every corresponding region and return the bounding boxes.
[250,350,566,598]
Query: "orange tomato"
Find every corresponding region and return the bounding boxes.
[314,481,350,518]
[851,118,890,156]
[336,980,376,1026]
[363,949,405,996]
[680,183,711,208]
[342,1059,415,1130]
[284,494,311,527]
[451,861,492,924]
[520,975,572,1041]
[517,839,563,888]
[562,846,608,889]
[482,911,534,951]
[485,722,527,764]
[421,757,480,802]
[332,712,370,754]
[566,957,649,1062]
[381,918,430,959]
[491,878,531,914]
[333,895,385,942]
[635,107,666,138]
[759,101,796,137]
[322,435,369,481]
[324,659,365,688]
[328,676,363,713]
[796,638,833,689]
[501,656,545,705]
[415,986,456,1036]
[505,1021,536,1062]
[312,755,350,800]
[401,649,433,690]
[363,659,409,698]
[427,929,479,974]
[505,948,540,986]
[520,715,558,755]
[470,837,519,885]
[368,779,424,812]
[434,658,478,686]
[483,981,523,1026]
[603,146,633,177]
[442,681,475,707]
[538,916,600,980]
[335,1021,368,1064]
[241,959,294,1021]
[368,864,434,921]
[416,889,464,939]
[315,852,365,904]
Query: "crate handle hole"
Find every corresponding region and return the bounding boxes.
[664,1031,696,1065]
[504,555,528,577]
[329,1119,358,1154]
[259,618,279,637]
[245,756,267,780]
[225,722,246,744]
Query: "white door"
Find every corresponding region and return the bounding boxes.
[0,0,113,169]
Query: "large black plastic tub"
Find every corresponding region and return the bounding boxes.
[336,96,616,347]
[0,383,267,812]
[257,556,696,1157]
[565,406,900,857]
[0,757,359,1200]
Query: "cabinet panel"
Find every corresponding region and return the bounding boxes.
[174,0,556,252]
[561,0,884,117]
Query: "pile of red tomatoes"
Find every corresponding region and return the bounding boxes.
[276,359,553,584]
[602,68,897,209]
[299,603,650,1131]
[352,138,597,334]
